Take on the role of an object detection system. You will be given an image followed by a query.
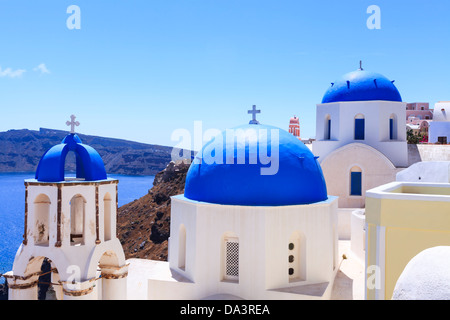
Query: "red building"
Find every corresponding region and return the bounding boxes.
[289,115,301,139]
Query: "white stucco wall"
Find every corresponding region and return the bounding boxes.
[432,102,450,122]
[396,161,450,183]
[8,179,127,300]
[319,143,399,208]
[429,122,450,144]
[148,195,339,300]
[313,100,408,168]
[392,246,450,300]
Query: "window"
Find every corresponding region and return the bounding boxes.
[288,232,306,282]
[104,193,112,241]
[224,237,239,281]
[70,194,86,245]
[354,114,365,140]
[324,115,331,140]
[178,224,186,270]
[389,114,397,140]
[34,194,51,246]
[350,167,362,196]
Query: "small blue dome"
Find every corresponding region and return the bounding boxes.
[184,124,328,206]
[322,69,402,104]
[35,134,107,182]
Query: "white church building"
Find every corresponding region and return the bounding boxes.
[312,65,408,209]
[139,109,340,300]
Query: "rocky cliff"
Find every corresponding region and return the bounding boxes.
[0,128,180,176]
[117,160,190,261]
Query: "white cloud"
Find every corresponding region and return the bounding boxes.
[33,63,50,75]
[0,67,26,78]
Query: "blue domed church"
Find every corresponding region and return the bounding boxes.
[145,107,339,300]
[312,64,408,210]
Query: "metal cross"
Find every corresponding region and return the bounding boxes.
[248,105,261,124]
[66,115,80,134]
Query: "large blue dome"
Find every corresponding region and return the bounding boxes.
[35,133,107,182]
[184,124,328,206]
[322,69,402,104]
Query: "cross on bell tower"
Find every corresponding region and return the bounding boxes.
[66,115,80,134]
[248,105,261,125]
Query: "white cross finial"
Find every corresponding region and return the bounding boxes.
[248,105,261,124]
[66,114,80,134]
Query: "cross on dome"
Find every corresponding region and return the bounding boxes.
[248,105,261,124]
[66,114,80,134]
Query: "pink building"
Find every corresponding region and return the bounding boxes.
[406,103,433,142]
[406,102,433,120]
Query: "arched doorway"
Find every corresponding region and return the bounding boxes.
[8,256,62,300]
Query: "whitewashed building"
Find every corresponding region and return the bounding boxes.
[429,101,450,144]
[312,66,407,209]
[144,110,339,300]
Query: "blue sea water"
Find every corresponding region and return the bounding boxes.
[0,173,155,282]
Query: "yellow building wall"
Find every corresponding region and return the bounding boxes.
[365,223,378,300]
[385,227,450,299]
[366,191,450,300]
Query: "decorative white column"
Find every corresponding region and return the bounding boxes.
[100,264,129,300]
[4,272,39,300]
[51,270,64,300]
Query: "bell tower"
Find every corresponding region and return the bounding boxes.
[5,116,128,300]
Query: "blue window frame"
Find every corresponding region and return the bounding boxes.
[354,119,365,140]
[350,172,362,196]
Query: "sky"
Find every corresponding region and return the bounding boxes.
[0,0,449,150]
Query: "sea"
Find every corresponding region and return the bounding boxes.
[0,172,155,282]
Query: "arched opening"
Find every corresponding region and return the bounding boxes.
[64,151,78,180]
[350,166,363,196]
[222,232,239,282]
[19,256,61,300]
[103,193,112,241]
[178,224,186,270]
[288,231,306,282]
[70,194,86,246]
[37,258,53,300]
[324,114,331,140]
[354,114,365,140]
[389,114,398,140]
[34,194,51,246]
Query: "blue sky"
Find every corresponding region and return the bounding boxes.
[0,0,449,149]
